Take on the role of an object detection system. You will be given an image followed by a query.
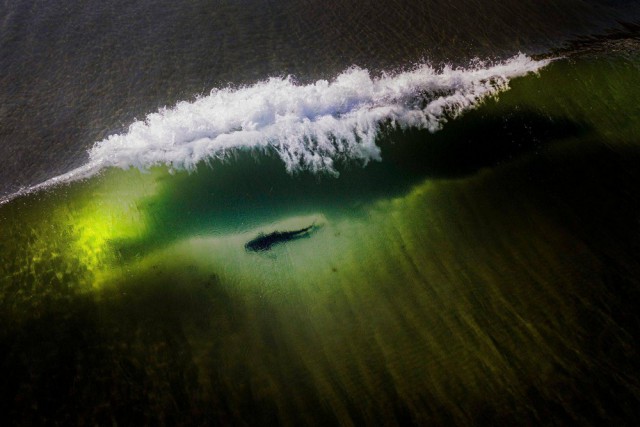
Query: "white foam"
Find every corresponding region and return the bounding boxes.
[1,54,550,205]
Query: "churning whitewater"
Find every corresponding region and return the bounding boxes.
[1,54,550,204]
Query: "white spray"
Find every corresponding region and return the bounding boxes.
[1,54,550,204]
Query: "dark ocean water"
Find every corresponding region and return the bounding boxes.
[1,0,639,197]
[2,1,640,425]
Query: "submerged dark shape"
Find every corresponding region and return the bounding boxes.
[245,223,316,252]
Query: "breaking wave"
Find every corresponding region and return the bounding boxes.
[1,54,550,204]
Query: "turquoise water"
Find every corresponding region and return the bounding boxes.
[2,46,640,424]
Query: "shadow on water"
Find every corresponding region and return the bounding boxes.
[112,107,588,260]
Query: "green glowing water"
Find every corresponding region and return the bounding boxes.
[2,51,640,424]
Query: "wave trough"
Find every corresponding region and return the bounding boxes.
[2,54,550,204]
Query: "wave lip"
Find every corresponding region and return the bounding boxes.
[1,54,550,205]
[92,53,550,175]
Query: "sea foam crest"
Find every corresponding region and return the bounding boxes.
[90,53,549,176]
[1,54,550,205]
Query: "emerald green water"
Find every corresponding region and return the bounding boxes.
[2,50,640,424]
